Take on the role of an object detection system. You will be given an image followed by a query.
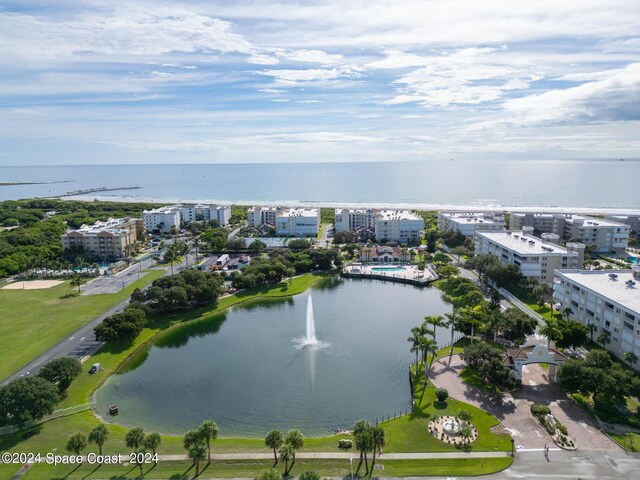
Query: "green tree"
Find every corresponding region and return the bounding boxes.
[370,424,386,474]
[407,327,422,366]
[555,320,588,350]
[66,432,87,458]
[37,357,82,392]
[0,377,60,427]
[257,468,281,480]
[183,429,202,465]
[198,419,219,465]
[188,442,207,477]
[444,309,460,357]
[265,430,283,465]
[457,409,472,425]
[278,444,294,476]
[70,274,88,293]
[435,388,449,402]
[354,421,374,476]
[299,470,320,480]
[88,423,109,458]
[143,432,161,461]
[500,308,537,345]
[285,429,304,469]
[540,319,563,348]
[625,351,639,367]
[125,427,145,450]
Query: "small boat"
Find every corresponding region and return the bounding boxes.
[109,405,119,415]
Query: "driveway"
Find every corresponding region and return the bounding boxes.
[430,354,619,451]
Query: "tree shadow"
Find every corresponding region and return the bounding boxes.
[61,463,82,478]
[81,463,101,479]
[0,424,43,452]
[59,292,80,299]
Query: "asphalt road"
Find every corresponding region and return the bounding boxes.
[0,253,195,385]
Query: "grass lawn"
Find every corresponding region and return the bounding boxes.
[505,285,561,322]
[610,432,640,452]
[0,269,165,380]
[0,457,513,479]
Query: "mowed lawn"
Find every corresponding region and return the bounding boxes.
[0,270,165,380]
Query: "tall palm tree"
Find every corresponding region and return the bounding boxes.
[624,351,638,367]
[193,237,202,263]
[424,315,445,343]
[407,327,421,367]
[188,442,207,477]
[422,338,438,384]
[198,420,219,465]
[125,427,145,451]
[540,319,562,348]
[353,420,369,474]
[354,424,374,476]
[370,425,386,475]
[264,430,283,465]
[418,325,435,366]
[587,323,597,343]
[285,429,304,469]
[66,433,87,459]
[88,423,109,458]
[183,430,201,465]
[444,309,460,357]
[143,433,161,462]
[279,444,295,476]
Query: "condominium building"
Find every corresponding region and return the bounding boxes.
[335,208,376,232]
[604,213,640,234]
[275,208,320,237]
[373,210,424,244]
[554,267,640,365]
[438,211,505,237]
[178,204,231,225]
[247,206,279,227]
[142,206,181,233]
[475,228,584,284]
[510,213,629,253]
[61,218,142,259]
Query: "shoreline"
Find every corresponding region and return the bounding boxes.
[59,195,639,215]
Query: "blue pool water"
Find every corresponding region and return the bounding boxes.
[371,267,407,272]
[628,256,639,265]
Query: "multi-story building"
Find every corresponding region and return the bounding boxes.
[604,213,640,235]
[247,206,279,227]
[554,267,640,366]
[142,206,181,233]
[438,211,505,237]
[335,208,376,232]
[475,228,584,284]
[61,218,142,260]
[178,204,231,225]
[275,208,319,237]
[510,212,629,253]
[373,210,424,244]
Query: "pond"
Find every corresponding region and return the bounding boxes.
[94,277,456,437]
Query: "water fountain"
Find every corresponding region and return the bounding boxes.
[304,295,318,346]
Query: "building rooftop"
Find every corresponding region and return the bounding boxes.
[277,208,319,218]
[476,230,575,255]
[70,218,135,236]
[143,206,180,214]
[512,212,628,228]
[441,212,503,225]
[375,209,422,221]
[556,269,640,314]
[335,208,371,214]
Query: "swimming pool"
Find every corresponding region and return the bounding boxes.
[628,256,639,265]
[371,266,407,272]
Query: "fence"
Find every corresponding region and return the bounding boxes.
[498,287,545,324]
[0,402,95,435]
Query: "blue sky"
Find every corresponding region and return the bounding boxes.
[0,0,639,165]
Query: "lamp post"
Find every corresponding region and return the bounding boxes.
[350,457,353,478]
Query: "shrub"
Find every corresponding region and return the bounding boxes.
[557,423,568,435]
[435,388,449,402]
[530,403,551,416]
[338,439,352,450]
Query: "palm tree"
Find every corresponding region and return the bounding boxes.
[66,433,87,459]
[424,315,444,343]
[418,325,435,366]
[285,429,304,469]
[193,236,202,263]
[457,409,472,425]
[70,274,87,293]
[279,444,294,476]
[188,442,207,477]
[407,327,421,367]
[354,424,374,476]
[459,425,473,448]
[183,430,201,465]
[561,307,573,320]
[143,432,161,462]
[587,323,597,343]
[88,423,109,458]
[421,337,438,384]
[597,331,610,346]
[370,424,386,475]
[264,430,283,465]
[540,319,562,348]
[198,420,219,465]
[624,351,638,367]
[125,427,145,451]
[444,309,460,357]
[458,307,478,344]
[353,420,369,474]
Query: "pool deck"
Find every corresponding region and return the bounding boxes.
[342,263,438,286]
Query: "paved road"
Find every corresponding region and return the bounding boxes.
[0,253,196,385]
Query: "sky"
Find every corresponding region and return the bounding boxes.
[0,0,639,165]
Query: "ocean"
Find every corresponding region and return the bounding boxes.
[0,159,638,211]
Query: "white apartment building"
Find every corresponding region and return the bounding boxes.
[554,267,640,366]
[275,208,320,237]
[334,208,376,232]
[178,204,231,225]
[142,206,181,233]
[475,228,584,284]
[247,206,279,227]
[605,213,640,234]
[510,212,629,253]
[61,218,142,259]
[374,210,424,244]
[438,212,505,237]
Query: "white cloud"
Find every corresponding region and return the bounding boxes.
[257,67,361,86]
[283,49,343,64]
